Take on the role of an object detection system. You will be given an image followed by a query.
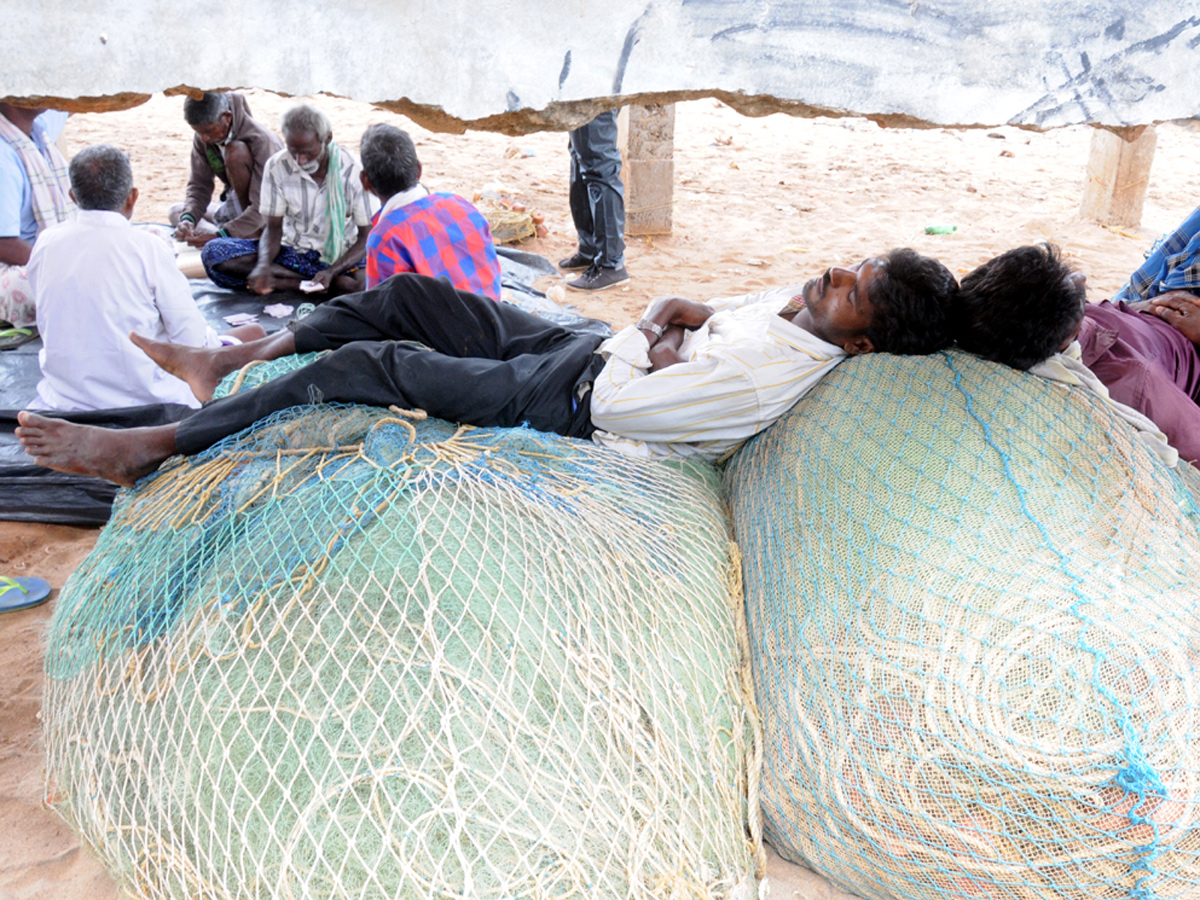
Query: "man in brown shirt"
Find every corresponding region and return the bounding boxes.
[170,92,282,248]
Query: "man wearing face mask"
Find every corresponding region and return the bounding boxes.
[200,103,374,296]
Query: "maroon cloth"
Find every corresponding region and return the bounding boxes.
[1078,299,1200,465]
[181,93,283,239]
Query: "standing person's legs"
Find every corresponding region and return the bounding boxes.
[564,112,628,291]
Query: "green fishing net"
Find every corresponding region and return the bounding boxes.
[43,393,760,899]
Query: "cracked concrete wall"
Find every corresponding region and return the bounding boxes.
[4,1,1199,131]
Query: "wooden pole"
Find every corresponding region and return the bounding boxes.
[1079,125,1157,228]
[619,103,675,236]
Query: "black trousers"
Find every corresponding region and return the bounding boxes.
[568,111,626,268]
[175,274,605,455]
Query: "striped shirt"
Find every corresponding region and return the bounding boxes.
[1114,205,1200,302]
[590,285,845,461]
[259,145,373,253]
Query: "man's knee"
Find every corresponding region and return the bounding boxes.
[224,140,253,189]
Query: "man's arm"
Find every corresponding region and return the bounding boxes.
[0,236,32,267]
[647,325,687,372]
[311,227,370,290]
[247,216,285,294]
[0,158,31,265]
[177,139,217,240]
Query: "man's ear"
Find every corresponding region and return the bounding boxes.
[68,188,76,205]
[122,187,139,218]
[416,162,423,182]
[360,171,376,197]
[843,335,875,356]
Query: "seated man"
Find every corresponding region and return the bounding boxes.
[171,92,283,248]
[16,250,958,486]
[0,103,74,327]
[359,123,501,298]
[200,103,373,296]
[955,242,1200,466]
[29,144,264,411]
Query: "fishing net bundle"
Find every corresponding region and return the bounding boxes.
[42,390,761,899]
[726,350,1200,900]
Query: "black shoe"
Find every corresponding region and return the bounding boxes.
[558,251,593,271]
[566,263,630,292]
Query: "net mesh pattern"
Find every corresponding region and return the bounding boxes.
[43,395,761,900]
[726,350,1200,900]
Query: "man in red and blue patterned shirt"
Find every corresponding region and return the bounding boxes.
[359,124,501,300]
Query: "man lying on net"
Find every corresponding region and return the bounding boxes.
[17,251,958,486]
[955,242,1200,467]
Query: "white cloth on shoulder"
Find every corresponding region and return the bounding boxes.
[1031,340,1179,468]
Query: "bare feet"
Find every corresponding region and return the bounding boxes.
[129,332,238,403]
[16,412,179,488]
[1149,290,1200,347]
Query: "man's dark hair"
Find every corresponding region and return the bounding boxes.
[359,124,421,197]
[955,244,1085,370]
[183,92,231,128]
[864,248,959,354]
[68,144,133,211]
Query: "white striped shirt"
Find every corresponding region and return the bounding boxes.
[259,145,373,252]
[590,285,845,461]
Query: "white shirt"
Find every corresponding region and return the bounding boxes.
[30,209,218,411]
[590,285,846,461]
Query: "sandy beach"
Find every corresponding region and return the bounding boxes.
[2,90,1196,899]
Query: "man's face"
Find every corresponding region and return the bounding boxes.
[1060,271,1088,348]
[193,112,232,145]
[286,129,327,172]
[801,257,884,353]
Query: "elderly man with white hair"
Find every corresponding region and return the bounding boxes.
[200,103,373,296]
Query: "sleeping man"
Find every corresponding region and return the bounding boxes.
[955,241,1200,467]
[17,249,958,485]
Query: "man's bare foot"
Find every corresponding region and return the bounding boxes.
[130,332,237,403]
[16,412,179,488]
[1149,290,1200,347]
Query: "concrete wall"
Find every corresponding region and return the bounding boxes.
[5,1,1199,130]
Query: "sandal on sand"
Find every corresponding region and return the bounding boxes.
[0,326,37,350]
[0,576,52,612]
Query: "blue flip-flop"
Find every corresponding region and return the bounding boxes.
[0,576,52,612]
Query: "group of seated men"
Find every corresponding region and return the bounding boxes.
[5,93,1200,482]
[2,93,502,411]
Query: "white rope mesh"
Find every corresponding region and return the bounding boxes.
[728,350,1200,900]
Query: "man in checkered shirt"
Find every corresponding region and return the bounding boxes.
[359,124,501,300]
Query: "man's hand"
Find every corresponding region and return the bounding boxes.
[637,296,714,344]
[647,324,687,372]
[247,263,276,296]
[173,220,195,243]
[311,268,337,292]
[183,230,218,248]
[1149,290,1200,346]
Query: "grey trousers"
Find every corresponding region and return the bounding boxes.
[568,111,626,268]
